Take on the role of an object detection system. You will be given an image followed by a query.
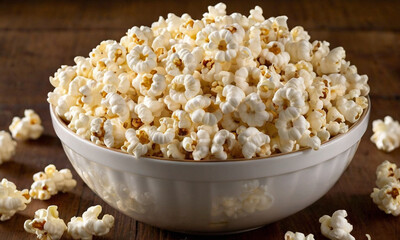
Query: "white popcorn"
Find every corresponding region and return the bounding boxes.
[24,205,67,240]
[166,48,196,76]
[285,39,312,63]
[74,57,93,78]
[206,29,238,62]
[371,182,400,216]
[135,103,154,125]
[9,109,44,141]
[318,47,346,75]
[127,45,157,73]
[273,77,306,112]
[238,93,272,127]
[276,107,308,141]
[150,118,175,144]
[336,96,363,123]
[284,231,315,240]
[259,41,290,68]
[211,130,236,160]
[0,131,17,164]
[106,42,126,65]
[376,160,400,188]
[319,210,355,240]
[123,128,149,158]
[371,116,400,152]
[102,92,130,122]
[218,85,245,114]
[29,164,77,200]
[0,178,31,221]
[48,4,369,160]
[104,119,126,148]
[185,95,222,126]
[67,205,114,240]
[169,74,201,104]
[238,127,270,158]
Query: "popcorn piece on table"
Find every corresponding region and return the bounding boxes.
[29,164,77,200]
[0,131,17,164]
[284,231,315,240]
[24,205,67,240]
[371,181,400,216]
[370,116,400,152]
[319,209,355,240]
[375,160,400,188]
[67,205,114,240]
[0,178,31,221]
[9,109,44,140]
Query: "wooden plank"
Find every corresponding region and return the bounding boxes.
[0,0,400,31]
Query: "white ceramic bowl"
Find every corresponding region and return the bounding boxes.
[50,102,370,234]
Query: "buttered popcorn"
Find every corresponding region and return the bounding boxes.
[319,210,355,240]
[29,164,77,200]
[48,3,369,160]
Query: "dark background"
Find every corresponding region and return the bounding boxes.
[0,0,400,239]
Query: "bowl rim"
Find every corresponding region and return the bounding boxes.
[50,97,370,163]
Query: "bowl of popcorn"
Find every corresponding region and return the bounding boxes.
[48,3,370,233]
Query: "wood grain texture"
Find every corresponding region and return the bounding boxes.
[0,0,399,239]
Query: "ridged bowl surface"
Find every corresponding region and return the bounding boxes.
[50,103,370,233]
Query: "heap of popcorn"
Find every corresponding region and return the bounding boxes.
[47,3,369,160]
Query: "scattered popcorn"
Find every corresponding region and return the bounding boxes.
[319,210,355,240]
[370,116,400,152]
[0,178,31,221]
[9,109,44,140]
[0,131,17,164]
[371,182,400,216]
[371,160,400,216]
[24,205,67,240]
[284,231,315,240]
[48,3,369,160]
[67,205,114,240]
[29,164,77,200]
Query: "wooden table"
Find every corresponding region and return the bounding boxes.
[1,1,399,239]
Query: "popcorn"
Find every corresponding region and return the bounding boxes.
[370,116,400,152]
[0,131,17,164]
[319,210,355,240]
[375,160,400,188]
[218,85,245,114]
[371,182,400,216]
[169,74,201,104]
[238,127,270,158]
[284,231,315,240]
[206,29,238,62]
[127,45,157,73]
[0,178,31,221]
[47,3,369,161]
[9,109,44,140]
[276,107,308,141]
[185,95,222,126]
[211,130,236,160]
[67,205,114,240]
[238,93,272,127]
[259,41,290,68]
[24,205,67,240]
[318,47,346,75]
[29,164,77,200]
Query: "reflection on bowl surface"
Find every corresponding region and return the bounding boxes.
[50,102,370,233]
